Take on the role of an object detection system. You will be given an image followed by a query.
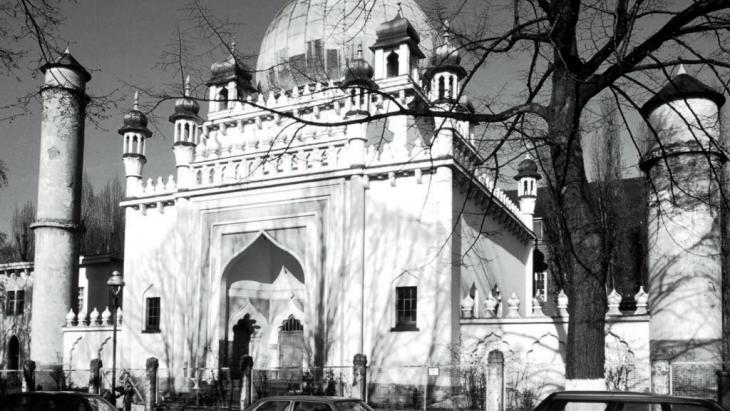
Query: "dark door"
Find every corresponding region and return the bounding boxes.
[7,335,20,369]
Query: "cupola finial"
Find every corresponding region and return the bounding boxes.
[397,2,403,17]
[443,20,451,42]
[64,45,70,54]
[133,91,139,111]
[677,64,687,75]
[230,37,236,54]
[184,75,191,97]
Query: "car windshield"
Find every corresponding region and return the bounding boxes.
[333,400,373,411]
[3,395,85,411]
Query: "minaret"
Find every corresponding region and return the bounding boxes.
[514,156,541,230]
[342,45,377,168]
[170,76,201,188]
[424,21,467,104]
[119,92,152,197]
[207,39,256,114]
[30,49,91,367]
[370,9,425,81]
[640,65,726,375]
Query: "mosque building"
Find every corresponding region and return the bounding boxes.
[2,0,726,402]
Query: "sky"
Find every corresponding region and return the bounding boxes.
[0,0,664,236]
[0,0,286,234]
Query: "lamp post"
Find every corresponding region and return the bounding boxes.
[106,270,125,398]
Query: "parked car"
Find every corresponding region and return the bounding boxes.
[0,391,117,411]
[243,396,373,411]
[533,391,725,411]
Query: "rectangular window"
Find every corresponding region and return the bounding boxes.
[145,297,161,332]
[395,286,417,330]
[5,291,16,315]
[15,290,24,314]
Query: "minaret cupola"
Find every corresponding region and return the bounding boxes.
[118,91,152,196]
[425,21,467,103]
[370,8,425,81]
[207,40,256,113]
[170,76,202,189]
[514,155,541,229]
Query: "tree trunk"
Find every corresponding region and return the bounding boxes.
[547,72,607,380]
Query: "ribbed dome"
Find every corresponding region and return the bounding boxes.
[170,76,202,122]
[256,0,434,91]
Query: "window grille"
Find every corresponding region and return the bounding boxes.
[145,297,161,332]
[5,291,15,315]
[281,315,303,331]
[396,286,417,327]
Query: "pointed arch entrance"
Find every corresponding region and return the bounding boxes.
[221,231,307,370]
[7,335,20,370]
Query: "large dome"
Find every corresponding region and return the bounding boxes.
[256,0,435,91]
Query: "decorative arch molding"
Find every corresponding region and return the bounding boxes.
[472,332,515,361]
[605,331,635,364]
[526,332,565,364]
[269,298,307,345]
[227,301,267,338]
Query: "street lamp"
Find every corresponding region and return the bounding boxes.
[106,270,125,398]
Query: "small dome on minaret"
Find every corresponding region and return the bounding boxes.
[170,76,201,122]
[514,156,541,181]
[118,91,152,137]
[371,7,425,59]
[207,39,256,94]
[342,45,377,89]
[640,64,726,118]
[427,21,466,77]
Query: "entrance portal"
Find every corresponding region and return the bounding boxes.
[230,314,256,378]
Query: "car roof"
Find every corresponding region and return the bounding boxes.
[5,391,100,398]
[545,391,719,405]
[254,396,357,402]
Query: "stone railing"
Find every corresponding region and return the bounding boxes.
[460,286,649,320]
[138,175,177,196]
[63,307,122,328]
[476,172,530,226]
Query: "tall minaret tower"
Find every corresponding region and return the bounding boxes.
[30,49,91,367]
[119,92,152,197]
[170,76,201,188]
[640,65,726,381]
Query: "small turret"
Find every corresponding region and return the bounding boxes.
[425,21,467,103]
[514,156,541,229]
[207,39,256,113]
[370,8,425,81]
[118,92,152,196]
[170,76,202,189]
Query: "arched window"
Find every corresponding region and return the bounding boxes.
[281,315,303,331]
[196,170,203,185]
[524,180,528,193]
[183,124,190,142]
[438,76,446,100]
[448,77,454,99]
[218,87,229,110]
[387,52,399,77]
[351,89,357,105]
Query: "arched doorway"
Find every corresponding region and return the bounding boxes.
[7,336,20,370]
[221,232,307,369]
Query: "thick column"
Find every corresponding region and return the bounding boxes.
[89,359,102,394]
[485,351,504,411]
[30,53,90,367]
[239,355,253,409]
[352,354,367,400]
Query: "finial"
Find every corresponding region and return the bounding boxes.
[443,20,451,42]
[184,75,191,97]
[133,91,139,111]
[64,45,70,54]
[357,44,363,59]
[230,37,236,54]
[397,2,403,17]
[677,64,687,75]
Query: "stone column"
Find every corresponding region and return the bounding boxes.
[352,354,367,401]
[485,351,504,411]
[89,359,102,394]
[651,360,670,394]
[240,355,253,409]
[145,357,159,411]
[30,51,90,367]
